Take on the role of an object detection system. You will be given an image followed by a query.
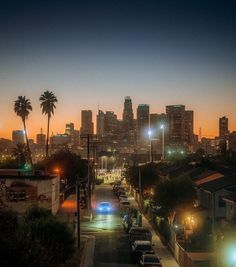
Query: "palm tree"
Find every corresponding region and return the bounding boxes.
[12,143,29,167]
[14,96,33,165]
[39,90,58,158]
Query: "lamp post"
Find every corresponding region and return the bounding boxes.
[160,124,165,161]
[148,129,153,162]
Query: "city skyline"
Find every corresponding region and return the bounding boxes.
[0,95,234,141]
[0,0,236,139]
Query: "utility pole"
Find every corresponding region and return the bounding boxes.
[92,142,97,190]
[87,134,91,210]
[138,168,141,204]
[150,140,154,162]
[80,134,99,214]
[76,177,80,248]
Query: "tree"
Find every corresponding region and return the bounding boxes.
[39,90,58,158]
[154,176,197,224]
[43,149,88,186]
[14,96,33,165]
[0,209,49,267]
[12,143,29,167]
[126,162,160,195]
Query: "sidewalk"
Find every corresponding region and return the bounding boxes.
[128,192,179,267]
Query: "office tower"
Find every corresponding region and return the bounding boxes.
[150,113,167,139]
[166,105,194,149]
[219,116,229,139]
[137,104,150,144]
[65,123,75,135]
[50,134,70,145]
[12,130,25,145]
[229,131,236,152]
[65,122,80,146]
[184,110,194,145]
[104,111,117,135]
[166,105,185,145]
[123,96,134,131]
[36,129,46,146]
[80,110,94,135]
[97,110,105,136]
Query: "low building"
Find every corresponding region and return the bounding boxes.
[0,169,60,215]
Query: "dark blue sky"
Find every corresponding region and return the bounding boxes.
[0,0,236,138]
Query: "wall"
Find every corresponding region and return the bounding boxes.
[0,175,60,215]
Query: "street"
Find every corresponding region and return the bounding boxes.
[81,184,179,267]
[81,184,136,267]
[57,183,179,267]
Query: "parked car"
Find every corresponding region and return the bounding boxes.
[139,253,162,267]
[131,240,154,263]
[129,227,152,245]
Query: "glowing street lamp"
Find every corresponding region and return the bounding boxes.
[160,124,165,161]
[148,129,153,162]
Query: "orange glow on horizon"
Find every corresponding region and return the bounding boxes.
[0,101,235,141]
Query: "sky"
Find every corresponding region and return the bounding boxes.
[0,0,236,140]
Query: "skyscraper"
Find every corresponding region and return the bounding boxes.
[150,113,167,139]
[184,110,194,145]
[104,111,117,135]
[97,110,105,137]
[80,110,94,135]
[166,105,185,146]
[137,104,150,144]
[166,105,194,150]
[219,116,229,139]
[12,130,25,145]
[36,130,46,146]
[123,96,134,131]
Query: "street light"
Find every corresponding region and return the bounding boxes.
[160,124,165,161]
[148,129,153,162]
[183,215,195,251]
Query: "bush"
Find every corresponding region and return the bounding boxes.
[25,205,51,221]
[25,206,75,265]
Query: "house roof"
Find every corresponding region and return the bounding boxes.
[222,184,236,203]
[198,174,236,193]
[195,172,224,186]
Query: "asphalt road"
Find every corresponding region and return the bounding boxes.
[81,184,137,267]
[58,183,179,267]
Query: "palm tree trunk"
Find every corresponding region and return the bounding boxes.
[23,119,33,166]
[46,114,50,158]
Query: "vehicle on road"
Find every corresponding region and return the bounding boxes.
[139,253,162,267]
[129,227,152,244]
[131,240,154,263]
[96,202,113,213]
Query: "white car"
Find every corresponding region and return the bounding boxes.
[139,253,162,266]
